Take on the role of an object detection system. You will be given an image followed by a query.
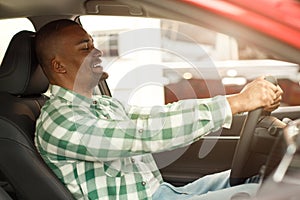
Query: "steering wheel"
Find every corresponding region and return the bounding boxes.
[229,76,279,186]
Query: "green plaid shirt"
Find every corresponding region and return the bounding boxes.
[35,85,232,200]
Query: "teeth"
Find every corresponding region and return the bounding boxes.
[93,63,102,68]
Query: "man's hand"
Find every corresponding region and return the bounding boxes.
[227,76,283,115]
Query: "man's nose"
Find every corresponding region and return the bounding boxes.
[93,48,103,57]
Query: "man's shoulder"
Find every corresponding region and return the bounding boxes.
[40,95,74,118]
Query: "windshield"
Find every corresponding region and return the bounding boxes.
[80,15,300,107]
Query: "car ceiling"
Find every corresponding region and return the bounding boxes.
[0,0,85,18]
[0,0,154,19]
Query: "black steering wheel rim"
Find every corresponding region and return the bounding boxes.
[230,109,265,186]
[230,76,277,186]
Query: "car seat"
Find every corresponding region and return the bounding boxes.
[0,31,74,199]
[0,187,12,200]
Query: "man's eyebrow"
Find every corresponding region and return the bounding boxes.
[76,36,93,45]
[76,39,90,45]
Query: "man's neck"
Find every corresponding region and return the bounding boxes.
[73,86,93,98]
[57,83,93,99]
[53,77,97,99]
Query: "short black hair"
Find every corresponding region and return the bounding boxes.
[35,19,80,77]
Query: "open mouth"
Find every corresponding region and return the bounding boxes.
[92,62,102,68]
[90,56,103,68]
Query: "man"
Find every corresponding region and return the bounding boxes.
[34,19,283,200]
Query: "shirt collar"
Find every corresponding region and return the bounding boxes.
[50,85,94,107]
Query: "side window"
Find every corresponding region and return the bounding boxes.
[80,16,300,107]
[0,18,35,63]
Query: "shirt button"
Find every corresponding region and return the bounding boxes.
[92,100,97,105]
[138,129,144,133]
[141,181,146,186]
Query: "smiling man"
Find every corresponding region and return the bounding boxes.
[35,21,104,97]
[34,19,283,200]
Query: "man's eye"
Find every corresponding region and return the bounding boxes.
[81,43,90,50]
[80,42,94,51]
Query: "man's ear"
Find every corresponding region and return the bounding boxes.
[51,58,66,73]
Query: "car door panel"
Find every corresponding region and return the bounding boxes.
[154,107,300,186]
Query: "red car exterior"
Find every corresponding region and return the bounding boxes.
[183,0,300,50]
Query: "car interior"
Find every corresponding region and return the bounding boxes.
[0,0,299,199]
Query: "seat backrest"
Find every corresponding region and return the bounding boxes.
[0,31,74,200]
[0,187,12,200]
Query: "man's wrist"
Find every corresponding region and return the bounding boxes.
[226,94,245,115]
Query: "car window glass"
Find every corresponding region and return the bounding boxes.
[80,16,300,107]
[0,18,35,63]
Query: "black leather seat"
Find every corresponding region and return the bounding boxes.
[0,187,13,200]
[0,31,74,200]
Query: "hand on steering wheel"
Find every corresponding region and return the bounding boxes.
[229,76,284,186]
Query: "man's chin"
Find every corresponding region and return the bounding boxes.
[91,66,104,74]
[91,71,108,86]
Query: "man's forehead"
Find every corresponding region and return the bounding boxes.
[59,25,90,42]
[61,24,86,34]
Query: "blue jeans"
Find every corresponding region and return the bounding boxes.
[152,170,259,200]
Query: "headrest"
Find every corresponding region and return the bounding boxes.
[0,31,49,96]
